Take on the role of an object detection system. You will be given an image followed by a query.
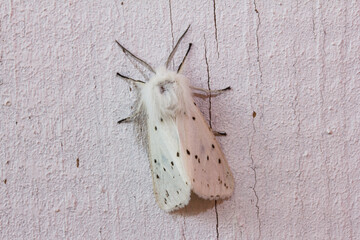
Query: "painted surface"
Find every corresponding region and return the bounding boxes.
[1,1,360,239]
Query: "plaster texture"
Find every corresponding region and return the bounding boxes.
[1,1,360,239]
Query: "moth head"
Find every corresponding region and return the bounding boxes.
[153,67,177,94]
[143,66,188,117]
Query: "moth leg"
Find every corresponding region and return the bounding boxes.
[191,86,231,98]
[118,106,142,124]
[213,130,227,136]
[118,111,140,124]
[118,116,132,124]
[116,72,143,124]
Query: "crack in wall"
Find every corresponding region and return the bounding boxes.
[253,0,263,84]
[251,165,261,240]
[215,200,219,240]
[212,0,219,57]
[204,35,212,127]
[250,1,262,238]
[168,0,175,67]
[204,35,219,240]
[249,117,261,240]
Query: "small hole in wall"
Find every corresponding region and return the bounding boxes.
[76,158,79,168]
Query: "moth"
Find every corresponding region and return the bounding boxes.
[116,26,234,212]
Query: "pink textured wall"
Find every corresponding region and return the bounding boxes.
[1,1,360,239]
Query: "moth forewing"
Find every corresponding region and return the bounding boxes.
[176,81,235,200]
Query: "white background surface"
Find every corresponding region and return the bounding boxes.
[1,1,360,239]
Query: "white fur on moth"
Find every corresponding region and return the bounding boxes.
[116,26,234,212]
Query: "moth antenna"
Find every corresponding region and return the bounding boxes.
[127,57,150,81]
[115,40,155,74]
[177,43,192,73]
[166,24,191,69]
[116,72,145,84]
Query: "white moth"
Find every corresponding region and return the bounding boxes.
[116,26,234,212]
